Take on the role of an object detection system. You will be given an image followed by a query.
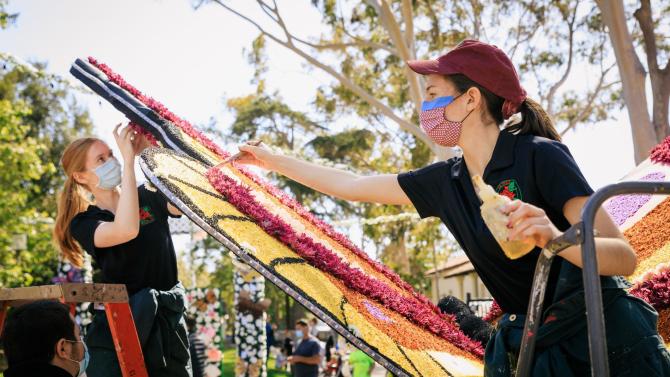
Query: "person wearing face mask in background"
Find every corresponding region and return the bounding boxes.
[229,40,670,376]
[53,124,191,377]
[2,300,89,377]
[288,319,322,377]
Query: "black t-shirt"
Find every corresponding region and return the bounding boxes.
[69,184,180,295]
[398,130,594,314]
[292,336,321,377]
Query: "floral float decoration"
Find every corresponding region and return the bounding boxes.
[233,258,270,377]
[71,56,485,376]
[185,288,225,377]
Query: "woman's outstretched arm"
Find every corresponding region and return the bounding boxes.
[235,142,412,206]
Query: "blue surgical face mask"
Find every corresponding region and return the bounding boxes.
[295,330,304,338]
[93,157,122,190]
[64,337,89,377]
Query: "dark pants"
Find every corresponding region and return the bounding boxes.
[85,283,192,377]
[485,292,670,376]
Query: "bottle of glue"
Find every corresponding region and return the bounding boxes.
[472,175,535,259]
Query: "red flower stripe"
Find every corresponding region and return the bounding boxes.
[129,122,160,147]
[482,300,503,322]
[206,166,484,357]
[88,57,229,159]
[88,56,435,312]
[630,268,670,311]
[650,135,670,166]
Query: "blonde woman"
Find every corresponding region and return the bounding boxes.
[53,124,189,377]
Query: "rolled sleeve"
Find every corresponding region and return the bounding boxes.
[397,161,449,218]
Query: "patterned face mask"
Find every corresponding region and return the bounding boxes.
[419,94,473,147]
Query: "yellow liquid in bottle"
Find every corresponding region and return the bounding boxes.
[472,175,535,259]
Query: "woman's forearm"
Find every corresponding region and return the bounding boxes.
[559,237,637,276]
[268,154,362,201]
[115,160,140,237]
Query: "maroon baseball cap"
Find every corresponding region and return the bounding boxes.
[407,40,527,119]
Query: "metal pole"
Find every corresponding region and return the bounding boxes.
[580,181,670,376]
[515,225,583,377]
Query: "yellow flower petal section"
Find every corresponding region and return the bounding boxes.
[628,241,670,282]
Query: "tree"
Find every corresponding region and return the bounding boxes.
[0,61,95,214]
[0,0,17,29]
[0,99,58,287]
[200,0,635,294]
[0,11,95,286]
[198,0,623,161]
[597,0,670,163]
[225,33,453,294]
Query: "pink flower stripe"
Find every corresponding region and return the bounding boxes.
[630,268,670,311]
[206,166,484,357]
[88,56,435,311]
[88,57,229,159]
[129,122,160,147]
[482,300,503,322]
[651,135,670,166]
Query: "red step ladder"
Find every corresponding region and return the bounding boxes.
[0,283,148,377]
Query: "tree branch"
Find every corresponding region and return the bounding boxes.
[506,1,534,60]
[292,35,398,55]
[211,0,435,150]
[368,0,424,116]
[546,1,578,115]
[633,0,661,75]
[560,65,618,136]
[401,0,415,59]
[633,0,670,140]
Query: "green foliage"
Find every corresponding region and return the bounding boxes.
[0,99,58,286]
[0,0,17,29]
[0,57,95,287]
[209,0,670,297]
[226,91,449,292]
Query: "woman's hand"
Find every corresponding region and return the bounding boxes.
[132,132,151,156]
[504,200,561,248]
[234,140,278,170]
[113,123,136,164]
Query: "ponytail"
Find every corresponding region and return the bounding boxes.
[446,74,561,141]
[505,98,561,142]
[53,138,98,267]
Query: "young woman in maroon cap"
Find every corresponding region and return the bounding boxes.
[233,40,670,375]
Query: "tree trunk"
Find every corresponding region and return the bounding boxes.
[596,0,657,164]
[633,0,670,143]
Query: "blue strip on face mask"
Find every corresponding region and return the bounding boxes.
[421,96,455,111]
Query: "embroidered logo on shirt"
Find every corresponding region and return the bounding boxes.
[496,179,523,200]
[139,206,155,225]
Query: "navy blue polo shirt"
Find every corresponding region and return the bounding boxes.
[292,336,321,377]
[398,130,594,314]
